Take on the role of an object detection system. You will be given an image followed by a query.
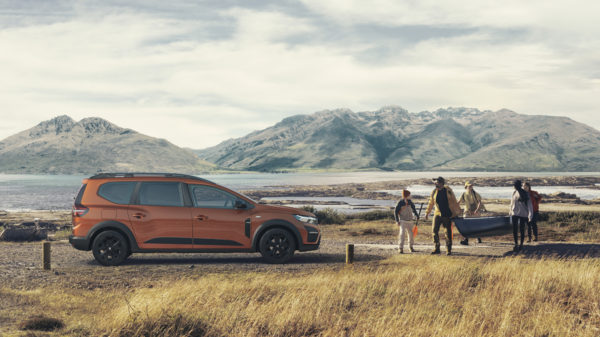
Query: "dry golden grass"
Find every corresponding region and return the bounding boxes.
[3,256,600,336]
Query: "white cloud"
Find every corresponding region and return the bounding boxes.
[0,1,599,150]
[299,0,600,32]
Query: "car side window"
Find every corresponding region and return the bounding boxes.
[139,182,184,207]
[98,182,136,205]
[190,185,238,209]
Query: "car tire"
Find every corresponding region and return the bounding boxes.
[92,230,129,266]
[258,228,296,264]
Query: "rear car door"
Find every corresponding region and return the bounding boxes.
[128,181,193,249]
[188,184,253,249]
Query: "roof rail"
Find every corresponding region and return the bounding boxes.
[88,172,214,183]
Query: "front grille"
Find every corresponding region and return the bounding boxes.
[307,232,319,242]
[305,225,319,242]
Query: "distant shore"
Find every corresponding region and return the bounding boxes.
[240,175,600,201]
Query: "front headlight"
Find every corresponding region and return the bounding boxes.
[294,214,318,224]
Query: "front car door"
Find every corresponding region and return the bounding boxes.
[128,181,193,250]
[188,184,253,249]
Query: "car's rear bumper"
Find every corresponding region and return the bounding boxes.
[69,235,90,251]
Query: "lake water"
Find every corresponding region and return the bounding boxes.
[1,172,599,211]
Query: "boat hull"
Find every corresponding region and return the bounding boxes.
[453,216,512,238]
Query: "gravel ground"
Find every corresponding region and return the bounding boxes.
[0,238,392,290]
[3,236,599,292]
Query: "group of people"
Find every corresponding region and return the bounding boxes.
[394,176,542,255]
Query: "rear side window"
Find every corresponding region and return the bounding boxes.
[98,182,136,205]
[139,182,183,207]
[75,184,87,205]
[190,184,238,209]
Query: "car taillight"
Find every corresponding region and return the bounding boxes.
[72,204,89,217]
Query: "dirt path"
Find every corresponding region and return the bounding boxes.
[2,237,599,291]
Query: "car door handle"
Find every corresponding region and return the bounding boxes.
[132,213,145,219]
[195,215,207,221]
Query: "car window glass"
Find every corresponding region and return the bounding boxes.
[98,182,136,205]
[75,184,87,204]
[139,182,183,207]
[190,185,238,209]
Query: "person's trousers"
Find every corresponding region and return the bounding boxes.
[511,216,527,245]
[527,212,539,240]
[432,215,452,251]
[398,220,414,250]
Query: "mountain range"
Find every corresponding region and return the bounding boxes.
[197,107,600,172]
[2,107,599,174]
[0,116,214,174]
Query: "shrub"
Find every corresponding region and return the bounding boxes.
[539,212,600,226]
[348,210,394,221]
[301,206,346,225]
[19,316,64,332]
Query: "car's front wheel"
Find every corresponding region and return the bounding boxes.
[92,230,129,266]
[258,228,296,264]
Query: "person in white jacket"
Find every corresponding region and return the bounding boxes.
[509,180,533,252]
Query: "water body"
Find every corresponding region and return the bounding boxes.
[1,172,599,211]
[383,185,600,201]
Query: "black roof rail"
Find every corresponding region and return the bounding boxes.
[88,172,214,183]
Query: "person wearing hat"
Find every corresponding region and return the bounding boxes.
[458,181,484,245]
[394,189,420,253]
[424,177,461,255]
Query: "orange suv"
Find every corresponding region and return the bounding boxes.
[69,173,320,265]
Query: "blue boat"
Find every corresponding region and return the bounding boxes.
[453,216,512,238]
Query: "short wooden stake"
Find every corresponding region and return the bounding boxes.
[346,244,354,264]
[42,241,51,270]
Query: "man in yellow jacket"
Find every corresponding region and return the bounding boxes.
[424,177,461,255]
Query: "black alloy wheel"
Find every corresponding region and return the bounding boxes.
[92,230,129,266]
[259,228,296,264]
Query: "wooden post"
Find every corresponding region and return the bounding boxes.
[346,244,354,264]
[42,241,51,270]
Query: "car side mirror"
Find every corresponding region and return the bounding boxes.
[234,200,247,209]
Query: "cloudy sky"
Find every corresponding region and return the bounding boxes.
[1,0,599,149]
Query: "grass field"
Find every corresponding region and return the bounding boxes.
[2,207,600,336]
[3,255,600,336]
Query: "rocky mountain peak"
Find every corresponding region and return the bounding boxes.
[77,117,129,135]
[0,115,214,174]
[29,115,75,137]
[432,107,485,118]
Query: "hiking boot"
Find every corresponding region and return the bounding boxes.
[431,249,441,255]
[410,247,416,253]
[399,248,404,254]
[533,237,538,242]
[460,239,469,246]
[477,238,482,243]
[527,238,532,243]
[513,245,520,252]
[446,250,452,256]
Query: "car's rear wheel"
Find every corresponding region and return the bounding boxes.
[259,228,296,264]
[92,230,129,266]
